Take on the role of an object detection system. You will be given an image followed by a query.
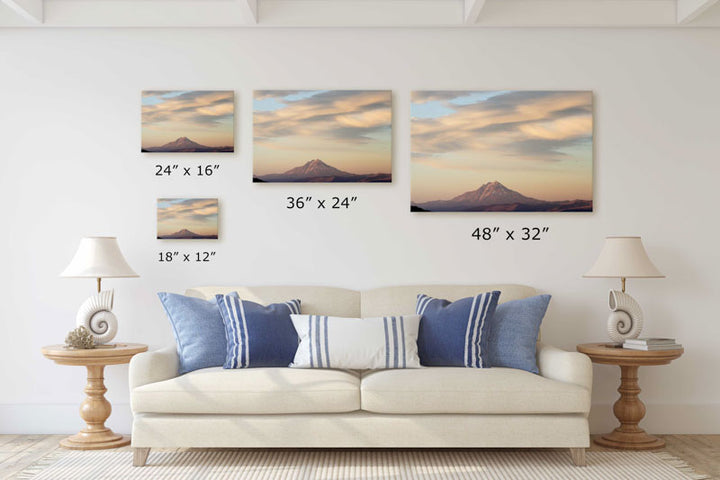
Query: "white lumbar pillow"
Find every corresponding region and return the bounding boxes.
[290,314,422,369]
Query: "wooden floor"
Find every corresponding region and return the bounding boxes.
[1,434,719,479]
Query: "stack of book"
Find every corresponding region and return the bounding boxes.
[623,338,682,351]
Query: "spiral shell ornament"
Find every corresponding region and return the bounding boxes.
[76,290,117,345]
[606,289,644,343]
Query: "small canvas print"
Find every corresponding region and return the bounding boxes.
[253,90,392,182]
[142,91,234,152]
[157,198,219,240]
[411,91,593,212]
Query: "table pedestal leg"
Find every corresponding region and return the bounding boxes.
[60,365,129,450]
[594,365,665,450]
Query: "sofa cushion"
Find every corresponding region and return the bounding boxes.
[132,367,360,414]
[360,367,590,414]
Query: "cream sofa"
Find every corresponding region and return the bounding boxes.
[129,285,592,467]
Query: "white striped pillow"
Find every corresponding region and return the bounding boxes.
[290,314,422,369]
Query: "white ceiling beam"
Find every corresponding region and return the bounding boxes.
[474,0,676,26]
[0,0,42,23]
[2,0,718,28]
[237,0,257,24]
[464,0,487,24]
[677,0,719,23]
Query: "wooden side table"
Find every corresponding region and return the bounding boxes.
[41,343,148,450]
[577,342,683,450]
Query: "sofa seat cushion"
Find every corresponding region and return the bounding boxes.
[360,367,590,414]
[132,367,360,414]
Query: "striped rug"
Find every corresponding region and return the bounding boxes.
[17,449,708,480]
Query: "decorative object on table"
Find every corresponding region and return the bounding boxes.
[289,314,422,370]
[583,236,664,343]
[577,342,683,450]
[141,91,234,153]
[61,237,139,345]
[415,291,500,367]
[75,290,116,344]
[253,90,392,183]
[410,90,593,212]
[64,326,96,350]
[157,198,219,240]
[623,338,683,351]
[41,343,148,450]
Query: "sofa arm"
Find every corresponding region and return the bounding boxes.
[536,342,592,392]
[129,346,179,390]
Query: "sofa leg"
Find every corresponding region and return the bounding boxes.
[133,448,150,467]
[569,448,586,466]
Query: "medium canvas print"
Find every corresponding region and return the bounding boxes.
[411,91,593,212]
[142,91,234,152]
[157,198,219,239]
[253,90,392,182]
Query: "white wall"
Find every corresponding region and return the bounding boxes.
[1,27,719,435]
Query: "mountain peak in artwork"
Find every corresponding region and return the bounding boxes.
[143,137,233,153]
[169,229,203,238]
[166,137,201,148]
[412,181,593,212]
[253,158,391,183]
[283,159,352,178]
[449,181,543,207]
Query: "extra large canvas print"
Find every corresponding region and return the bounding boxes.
[157,198,219,240]
[411,91,593,212]
[142,91,234,152]
[253,90,392,182]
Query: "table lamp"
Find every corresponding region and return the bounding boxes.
[61,237,138,346]
[583,236,664,344]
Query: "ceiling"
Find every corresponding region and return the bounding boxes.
[1,0,719,28]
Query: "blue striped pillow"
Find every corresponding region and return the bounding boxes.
[416,291,501,367]
[215,292,301,368]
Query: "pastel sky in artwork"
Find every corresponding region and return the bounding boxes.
[253,90,392,176]
[142,91,234,148]
[411,91,593,203]
[157,198,218,236]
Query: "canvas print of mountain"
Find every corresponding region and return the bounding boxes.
[157,198,219,240]
[142,91,234,152]
[253,90,392,182]
[411,91,593,212]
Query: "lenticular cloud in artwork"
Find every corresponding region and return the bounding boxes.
[411,91,593,212]
[253,90,392,183]
[142,91,234,153]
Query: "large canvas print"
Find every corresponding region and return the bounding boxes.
[253,90,392,182]
[411,91,593,212]
[142,91,234,152]
[157,198,219,239]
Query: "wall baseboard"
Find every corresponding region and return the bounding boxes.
[589,404,720,434]
[1,403,719,435]
[0,403,133,435]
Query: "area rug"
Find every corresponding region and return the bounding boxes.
[16,449,708,480]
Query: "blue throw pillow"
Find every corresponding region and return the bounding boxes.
[216,293,301,368]
[158,292,227,375]
[416,291,501,367]
[486,295,551,374]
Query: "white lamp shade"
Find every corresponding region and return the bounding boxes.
[61,237,138,278]
[584,236,664,278]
